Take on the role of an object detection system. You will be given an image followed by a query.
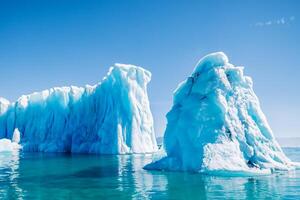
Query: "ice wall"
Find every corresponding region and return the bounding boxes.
[0,64,158,154]
[145,52,298,175]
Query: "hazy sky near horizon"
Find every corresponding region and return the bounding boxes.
[1,0,300,138]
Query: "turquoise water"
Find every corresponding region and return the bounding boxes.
[0,148,300,200]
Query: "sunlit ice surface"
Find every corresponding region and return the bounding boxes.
[0,148,300,199]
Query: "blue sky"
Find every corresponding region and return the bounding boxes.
[0,0,299,138]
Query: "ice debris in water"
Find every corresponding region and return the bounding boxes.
[0,64,157,154]
[0,128,21,152]
[0,139,21,152]
[144,52,299,175]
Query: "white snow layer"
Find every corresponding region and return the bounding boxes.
[0,64,157,154]
[144,52,299,175]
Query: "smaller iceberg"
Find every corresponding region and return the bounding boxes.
[0,64,157,154]
[0,139,21,152]
[145,52,299,175]
[0,129,21,152]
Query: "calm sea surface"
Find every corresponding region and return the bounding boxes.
[0,148,299,200]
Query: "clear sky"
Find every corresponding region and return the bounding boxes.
[1,0,299,138]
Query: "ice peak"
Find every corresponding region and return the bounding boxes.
[0,97,10,115]
[193,52,229,74]
[0,97,10,105]
[111,63,152,85]
[113,63,150,75]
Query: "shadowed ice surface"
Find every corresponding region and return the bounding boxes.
[1,148,300,199]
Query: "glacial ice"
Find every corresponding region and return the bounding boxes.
[0,64,157,154]
[0,139,21,152]
[0,128,21,152]
[145,52,299,175]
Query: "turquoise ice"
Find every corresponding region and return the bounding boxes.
[0,64,157,154]
[145,52,299,175]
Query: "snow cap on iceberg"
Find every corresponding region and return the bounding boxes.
[193,52,229,74]
[0,98,10,114]
[0,63,157,154]
[145,52,297,175]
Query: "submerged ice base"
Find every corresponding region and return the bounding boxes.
[0,64,157,154]
[145,52,298,175]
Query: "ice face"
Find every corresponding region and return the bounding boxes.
[145,52,298,175]
[0,64,157,154]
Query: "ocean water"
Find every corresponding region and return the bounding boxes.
[0,148,299,200]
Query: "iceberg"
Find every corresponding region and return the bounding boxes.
[145,52,299,175]
[0,127,21,152]
[0,64,157,154]
[0,139,21,152]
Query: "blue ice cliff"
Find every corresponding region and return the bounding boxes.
[145,52,299,175]
[0,64,158,154]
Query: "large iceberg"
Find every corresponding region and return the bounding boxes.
[0,64,157,154]
[145,52,299,175]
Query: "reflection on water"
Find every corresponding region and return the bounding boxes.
[0,149,300,199]
[0,151,23,199]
